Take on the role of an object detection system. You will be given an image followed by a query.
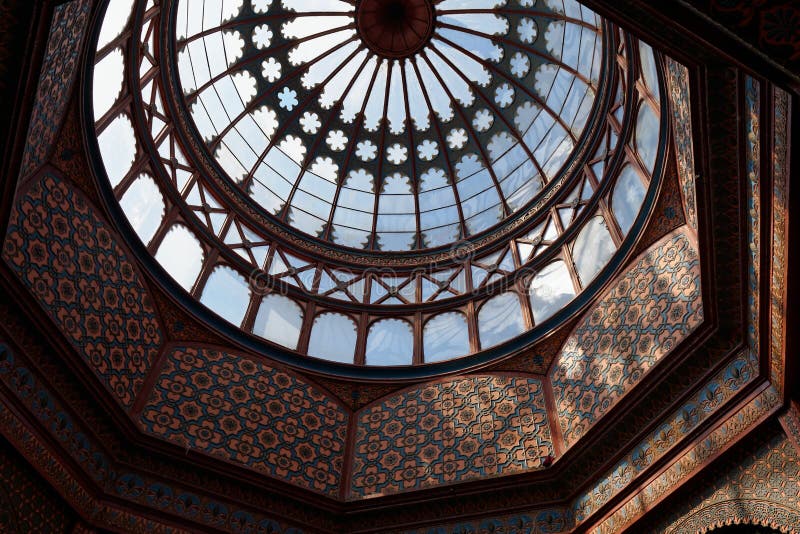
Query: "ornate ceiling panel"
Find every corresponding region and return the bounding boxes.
[0,0,795,532]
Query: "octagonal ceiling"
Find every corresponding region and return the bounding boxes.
[0,0,794,532]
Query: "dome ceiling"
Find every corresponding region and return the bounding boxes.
[88,0,665,375]
[0,0,794,532]
[174,0,605,253]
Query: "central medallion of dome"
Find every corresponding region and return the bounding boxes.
[356,0,435,58]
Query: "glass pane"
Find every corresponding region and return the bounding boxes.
[478,292,525,348]
[199,266,249,326]
[98,114,136,188]
[529,260,576,324]
[635,102,660,173]
[572,215,616,286]
[93,47,125,119]
[424,312,470,363]
[119,174,165,246]
[366,319,414,366]
[253,294,303,349]
[308,312,357,364]
[612,165,647,235]
[97,0,134,49]
[638,41,659,102]
[169,0,605,251]
[154,225,204,290]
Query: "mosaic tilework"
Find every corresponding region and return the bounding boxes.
[403,509,573,534]
[779,402,800,453]
[110,472,311,533]
[643,421,800,534]
[385,353,760,532]
[572,350,757,523]
[140,346,348,497]
[1,301,331,533]
[2,173,162,407]
[0,385,199,534]
[349,375,552,499]
[19,0,92,178]
[770,87,789,395]
[1,338,321,532]
[592,385,782,534]
[551,230,703,447]
[0,387,98,520]
[0,342,113,486]
[745,76,761,354]
[0,433,75,533]
[666,58,698,231]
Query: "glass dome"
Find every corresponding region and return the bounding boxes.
[86,0,666,376]
[174,0,605,252]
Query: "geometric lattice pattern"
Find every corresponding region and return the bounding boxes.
[2,173,162,407]
[139,346,349,497]
[350,375,552,499]
[551,230,703,447]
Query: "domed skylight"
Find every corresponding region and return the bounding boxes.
[176,0,603,251]
[87,0,665,375]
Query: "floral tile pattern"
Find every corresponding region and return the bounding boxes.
[551,230,703,447]
[349,375,552,498]
[140,346,348,497]
[2,173,162,407]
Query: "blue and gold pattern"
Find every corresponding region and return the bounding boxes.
[745,76,760,354]
[2,173,162,407]
[551,230,703,447]
[770,88,789,394]
[139,346,348,497]
[20,0,92,178]
[594,385,781,533]
[572,350,757,523]
[350,375,553,498]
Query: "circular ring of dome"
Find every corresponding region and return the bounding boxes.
[83,0,669,379]
[160,0,617,268]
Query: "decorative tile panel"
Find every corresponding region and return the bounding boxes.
[0,432,75,533]
[2,173,162,407]
[770,87,789,395]
[139,346,348,497]
[0,340,314,533]
[572,350,757,523]
[592,385,782,533]
[349,375,552,499]
[551,230,703,447]
[0,341,113,485]
[666,58,698,231]
[19,0,92,178]
[644,421,800,533]
[744,76,761,354]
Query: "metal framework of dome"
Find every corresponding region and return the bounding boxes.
[88,0,666,375]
